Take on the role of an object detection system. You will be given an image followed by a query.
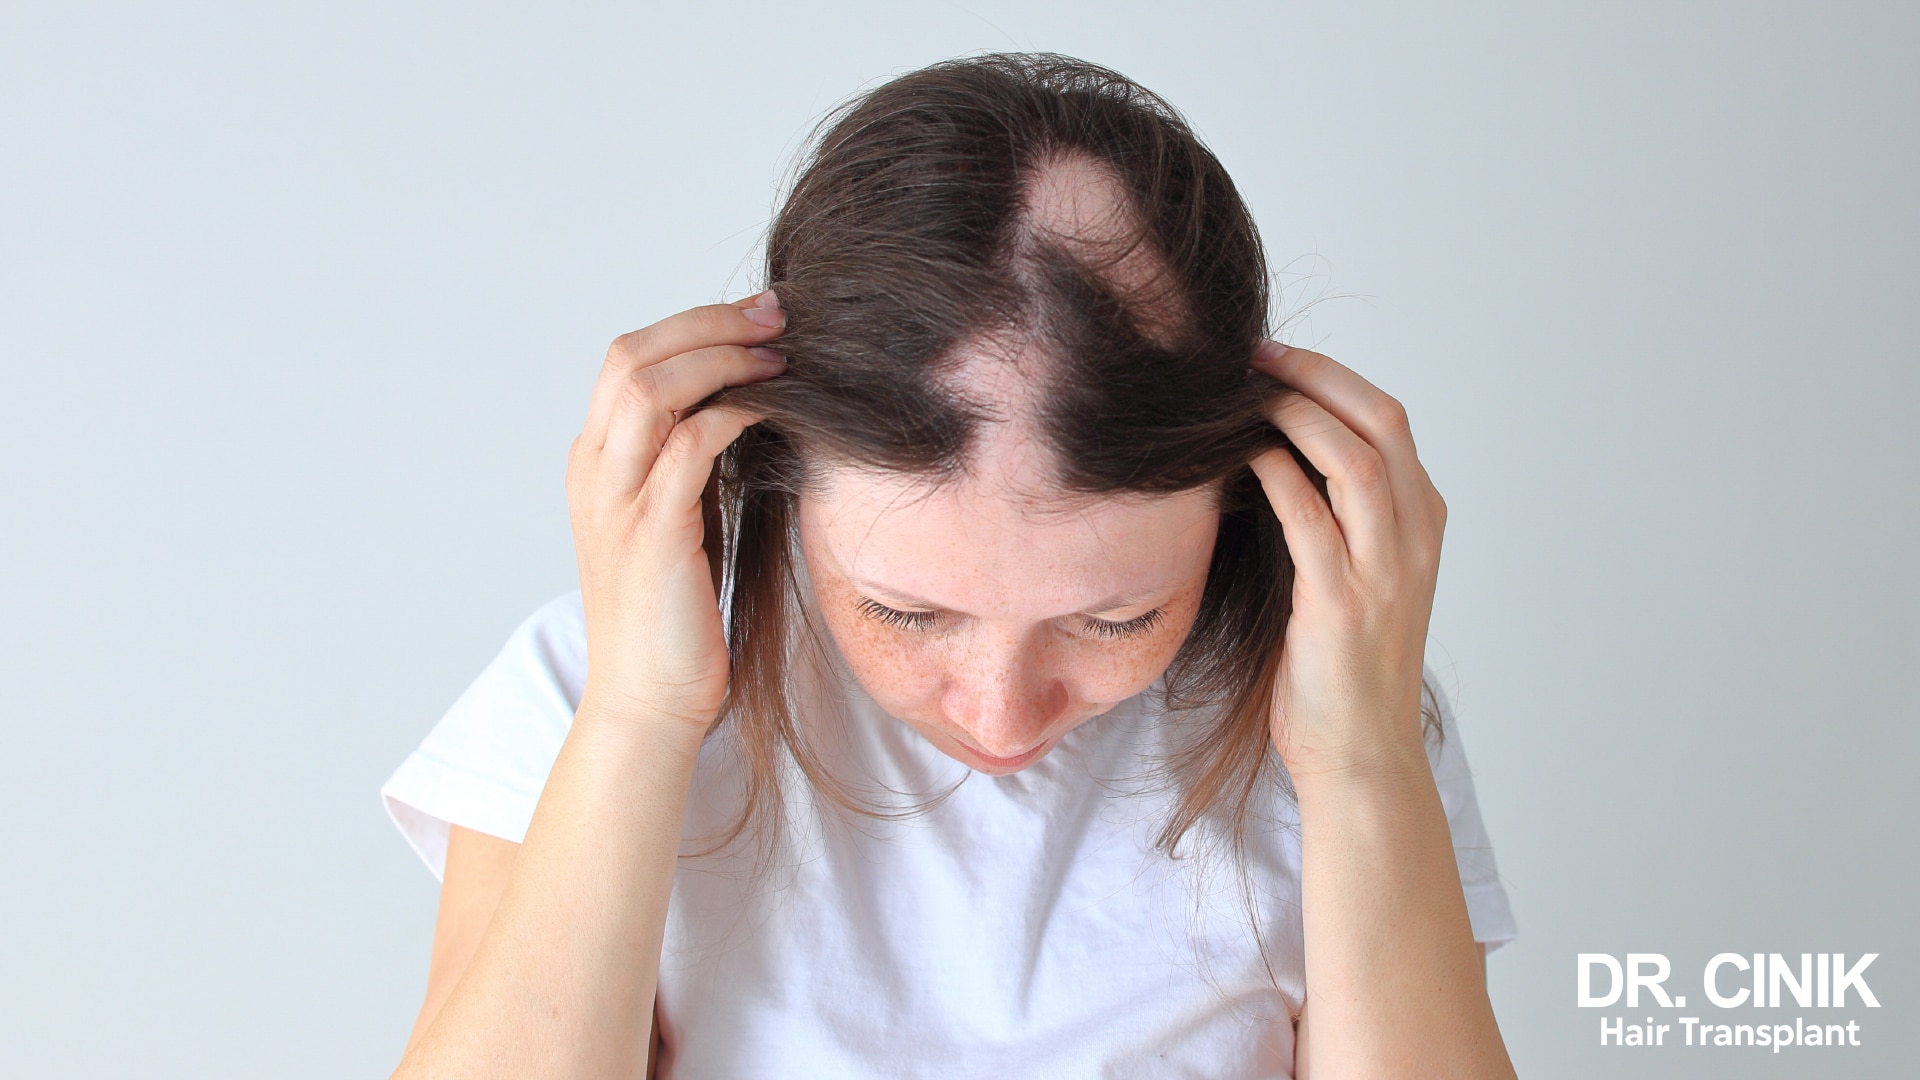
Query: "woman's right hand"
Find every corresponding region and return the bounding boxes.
[565,290,788,732]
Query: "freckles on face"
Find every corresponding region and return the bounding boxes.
[795,464,1220,773]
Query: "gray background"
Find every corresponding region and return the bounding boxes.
[2,2,1913,1076]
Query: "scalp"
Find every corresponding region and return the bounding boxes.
[930,149,1195,504]
[1008,148,1190,347]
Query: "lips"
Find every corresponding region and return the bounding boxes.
[958,738,1051,769]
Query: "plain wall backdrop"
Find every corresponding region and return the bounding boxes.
[2,2,1914,1076]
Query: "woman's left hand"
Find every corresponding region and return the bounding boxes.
[1248,341,1447,777]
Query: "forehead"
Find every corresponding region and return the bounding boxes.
[798,463,1218,617]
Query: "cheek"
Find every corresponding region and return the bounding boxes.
[1065,605,1201,702]
[808,570,946,705]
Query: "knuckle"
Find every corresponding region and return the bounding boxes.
[1342,447,1385,489]
[1294,349,1335,379]
[1270,391,1313,426]
[605,331,643,368]
[621,365,662,410]
[1289,485,1331,528]
[691,304,734,338]
[653,420,693,469]
[1371,396,1411,438]
[686,414,727,459]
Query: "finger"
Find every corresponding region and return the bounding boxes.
[1248,444,1346,591]
[641,405,763,527]
[1262,389,1396,565]
[584,291,786,448]
[1252,342,1434,535]
[601,344,786,495]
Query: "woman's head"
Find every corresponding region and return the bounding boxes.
[706,52,1315,855]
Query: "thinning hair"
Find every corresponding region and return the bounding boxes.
[700,51,1442,894]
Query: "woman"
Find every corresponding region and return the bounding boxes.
[383,53,1518,1078]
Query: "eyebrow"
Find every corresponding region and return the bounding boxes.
[854,580,1160,617]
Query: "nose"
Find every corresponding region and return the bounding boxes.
[942,634,1069,757]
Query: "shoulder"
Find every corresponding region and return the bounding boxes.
[380,590,587,876]
[439,588,588,753]
[432,590,589,740]
[486,589,588,706]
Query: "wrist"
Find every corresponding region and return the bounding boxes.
[574,689,715,760]
[1279,725,1431,789]
[1283,729,1452,862]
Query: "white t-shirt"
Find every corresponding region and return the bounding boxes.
[383,582,1517,1079]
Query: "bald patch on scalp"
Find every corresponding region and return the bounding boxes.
[907,333,1113,514]
[1011,148,1190,345]
[926,149,1198,508]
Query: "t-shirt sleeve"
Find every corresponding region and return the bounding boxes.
[380,591,588,881]
[1423,664,1519,953]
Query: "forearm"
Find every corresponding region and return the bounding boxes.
[393,698,703,1080]
[1292,736,1513,1079]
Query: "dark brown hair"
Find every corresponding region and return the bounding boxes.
[700,52,1441,869]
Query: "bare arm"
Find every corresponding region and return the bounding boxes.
[1295,944,1496,1075]
[1289,757,1512,1078]
[399,826,665,1076]
[1249,342,1513,1077]
[402,825,516,1056]
[392,719,695,1079]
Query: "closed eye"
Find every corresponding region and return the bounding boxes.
[856,598,943,631]
[857,598,1166,640]
[1082,608,1166,639]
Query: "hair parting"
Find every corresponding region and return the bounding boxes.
[688,51,1444,968]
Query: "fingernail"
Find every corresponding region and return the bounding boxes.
[743,305,786,328]
[753,288,782,309]
[1254,340,1291,362]
[748,346,787,365]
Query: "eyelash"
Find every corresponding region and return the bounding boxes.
[1087,607,1166,638]
[855,599,1166,639]
[857,599,943,632]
